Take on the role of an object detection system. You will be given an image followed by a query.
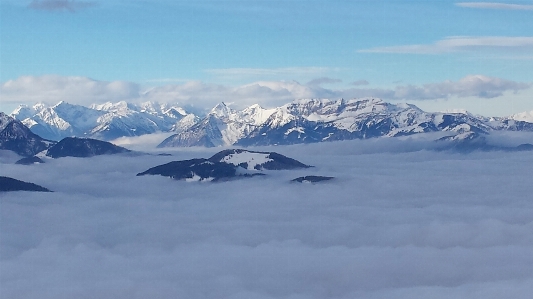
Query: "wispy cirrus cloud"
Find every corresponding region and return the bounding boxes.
[28,0,97,12]
[456,2,533,10]
[359,36,533,54]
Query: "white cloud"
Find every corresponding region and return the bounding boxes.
[359,36,533,54]
[2,141,533,298]
[142,80,337,109]
[456,2,533,10]
[1,74,530,116]
[0,75,140,107]
[392,75,531,99]
[110,132,176,152]
[143,75,530,110]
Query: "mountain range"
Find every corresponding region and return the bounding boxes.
[158,98,533,147]
[6,98,533,148]
[1,112,134,160]
[10,101,194,141]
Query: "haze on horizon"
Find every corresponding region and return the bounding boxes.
[1,0,532,117]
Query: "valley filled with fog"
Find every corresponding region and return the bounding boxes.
[1,138,533,299]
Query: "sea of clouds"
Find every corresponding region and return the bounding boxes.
[1,138,533,298]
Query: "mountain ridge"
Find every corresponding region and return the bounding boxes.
[10,101,194,141]
[6,98,533,148]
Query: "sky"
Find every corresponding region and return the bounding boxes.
[0,0,532,116]
[2,140,533,298]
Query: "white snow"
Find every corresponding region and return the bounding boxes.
[185,174,214,182]
[511,110,533,123]
[219,151,273,170]
[284,127,305,135]
[10,100,194,140]
[449,123,472,133]
[7,98,533,145]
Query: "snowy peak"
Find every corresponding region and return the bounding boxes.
[11,105,35,121]
[0,112,15,132]
[511,110,533,123]
[209,102,233,118]
[10,101,194,141]
[7,98,533,148]
[91,101,133,112]
[238,104,276,126]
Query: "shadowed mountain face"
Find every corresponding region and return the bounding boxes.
[137,158,239,182]
[0,112,54,157]
[0,176,51,192]
[291,176,334,183]
[15,156,45,165]
[137,149,311,182]
[0,115,132,158]
[45,137,131,158]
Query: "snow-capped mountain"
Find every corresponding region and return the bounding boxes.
[7,98,533,148]
[160,98,533,147]
[510,110,533,123]
[10,101,192,141]
[0,112,54,157]
[158,102,276,147]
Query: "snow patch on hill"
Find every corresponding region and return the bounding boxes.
[219,151,273,170]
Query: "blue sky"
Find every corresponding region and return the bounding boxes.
[1,0,532,116]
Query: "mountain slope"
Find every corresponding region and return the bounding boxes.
[137,149,310,182]
[0,112,54,157]
[46,137,131,158]
[11,101,192,141]
[158,102,276,147]
[9,98,533,148]
[161,98,533,148]
[0,176,51,192]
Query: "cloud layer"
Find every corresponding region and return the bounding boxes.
[1,74,530,112]
[1,141,533,298]
[1,75,140,105]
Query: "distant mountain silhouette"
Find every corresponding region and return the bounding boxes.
[46,137,130,158]
[0,176,51,192]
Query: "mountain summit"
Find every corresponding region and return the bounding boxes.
[10,101,193,141]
